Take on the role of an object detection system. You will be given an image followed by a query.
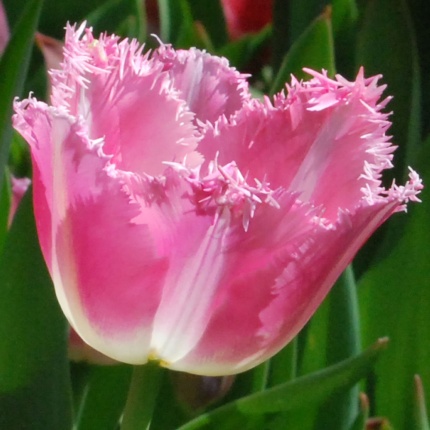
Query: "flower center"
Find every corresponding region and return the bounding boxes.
[166,156,279,230]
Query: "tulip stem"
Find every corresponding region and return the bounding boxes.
[121,362,164,430]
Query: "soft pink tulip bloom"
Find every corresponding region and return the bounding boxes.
[0,1,9,54]
[221,0,273,40]
[8,176,31,226]
[13,24,422,376]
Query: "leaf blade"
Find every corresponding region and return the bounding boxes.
[0,0,43,193]
[0,190,73,429]
[178,338,388,430]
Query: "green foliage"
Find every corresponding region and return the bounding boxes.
[358,136,430,429]
[270,7,335,94]
[0,191,72,429]
[0,173,11,254]
[75,364,132,430]
[356,0,421,182]
[0,0,42,192]
[178,339,387,430]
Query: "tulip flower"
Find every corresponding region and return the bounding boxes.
[13,23,422,376]
[0,1,9,54]
[8,176,31,226]
[221,0,273,39]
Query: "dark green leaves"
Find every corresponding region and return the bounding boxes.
[0,190,72,429]
[179,339,387,430]
[271,8,335,95]
[0,0,43,192]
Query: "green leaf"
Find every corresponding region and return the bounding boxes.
[85,0,144,40]
[270,7,335,95]
[356,0,421,181]
[0,189,72,429]
[178,338,388,430]
[272,0,291,72]
[8,131,31,178]
[332,0,358,34]
[0,0,43,194]
[75,364,132,430]
[247,361,271,393]
[271,293,332,430]
[358,137,430,428]
[354,0,421,277]
[219,25,272,71]
[315,266,361,430]
[260,340,298,429]
[0,173,11,254]
[188,0,227,49]
[3,0,106,39]
[288,0,331,44]
[332,0,358,77]
[407,0,430,137]
[157,0,197,47]
[267,339,298,387]
[414,375,430,430]
[157,0,180,42]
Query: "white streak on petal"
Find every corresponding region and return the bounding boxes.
[152,209,230,363]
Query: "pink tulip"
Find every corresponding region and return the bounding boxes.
[13,24,422,376]
[0,1,9,54]
[8,176,31,226]
[221,0,273,40]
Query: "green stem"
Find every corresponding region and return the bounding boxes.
[121,363,164,430]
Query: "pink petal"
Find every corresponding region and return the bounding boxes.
[199,69,396,223]
[154,45,250,124]
[0,1,9,54]
[50,24,201,176]
[169,198,399,375]
[133,189,316,372]
[13,98,169,363]
[8,176,31,226]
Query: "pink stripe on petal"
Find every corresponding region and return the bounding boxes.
[151,208,232,363]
